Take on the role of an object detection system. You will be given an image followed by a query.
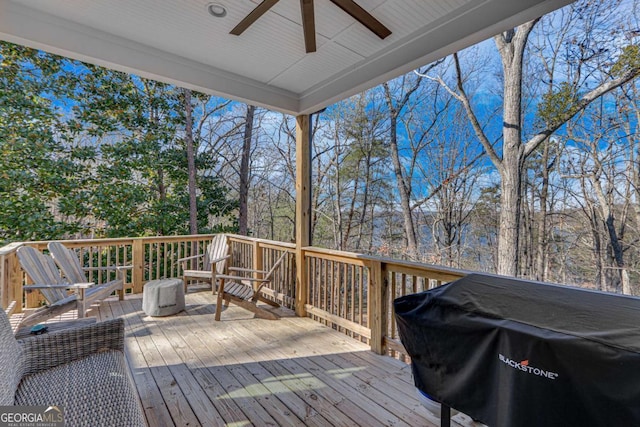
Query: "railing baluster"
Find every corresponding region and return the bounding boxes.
[369,260,387,354]
[342,262,348,332]
[359,266,364,327]
[253,240,262,283]
[132,239,144,294]
[350,264,355,324]
[311,255,317,314]
[322,258,328,320]
[155,242,161,279]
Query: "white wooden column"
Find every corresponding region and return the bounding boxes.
[295,114,311,317]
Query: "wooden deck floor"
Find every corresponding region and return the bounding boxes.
[16,289,479,427]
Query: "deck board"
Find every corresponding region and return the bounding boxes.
[110,298,177,426]
[187,294,339,426]
[82,290,478,427]
[245,318,411,427]
[266,319,429,426]
[180,300,298,426]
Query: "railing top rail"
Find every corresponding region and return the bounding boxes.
[3,234,471,281]
[226,234,296,250]
[0,242,23,257]
[0,234,220,256]
[301,246,473,278]
[28,234,218,246]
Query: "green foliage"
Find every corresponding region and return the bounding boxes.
[611,44,640,77]
[0,42,89,243]
[70,66,237,237]
[538,82,578,127]
[0,41,237,244]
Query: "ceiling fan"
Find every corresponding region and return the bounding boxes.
[230,0,392,53]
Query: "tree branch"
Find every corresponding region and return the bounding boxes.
[452,53,503,168]
[524,65,640,157]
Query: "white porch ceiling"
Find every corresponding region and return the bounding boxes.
[0,0,573,115]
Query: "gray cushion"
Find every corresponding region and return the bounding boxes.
[15,350,145,427]
[142,279,185,317]
[0,309,23,405]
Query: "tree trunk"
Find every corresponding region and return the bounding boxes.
[330,123,344,249]
[591,173,627,293]
[521,175,534,278]
[495,27,527,276]
[238,104,255,236]
[354,149,372,251]
[388,112,418,259]
[383,80,422,259]
[496,151,524,276]
[535,140,551,281]
[183,88,198,235]
[590,208,605,291]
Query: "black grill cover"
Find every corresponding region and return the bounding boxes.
[394,273,640,427]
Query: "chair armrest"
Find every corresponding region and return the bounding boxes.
[83,265,132,272]
[24,284,73,291]
[210,254,231,264]
[68,282,94,289]
[177,254,204,263]
[18,318,125,376]
[215,274,270,283]
[228,266,269,274]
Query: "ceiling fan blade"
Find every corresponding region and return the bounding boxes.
[230,0,280,36]
[329,0,391,39]
[300,0,317,53]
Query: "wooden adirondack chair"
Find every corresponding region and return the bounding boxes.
[16,246,95,327]
[214,251,289,321]
[47,242,129,314]
[179,234,230,292]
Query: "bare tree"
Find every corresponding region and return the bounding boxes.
[317,94,388,251]
[561,86,639,294]
[381,62,454,260]
[382,74,424,259]
[429,0,640,276]
[426,106,485,268]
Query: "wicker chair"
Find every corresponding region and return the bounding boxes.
[0,309,145,426]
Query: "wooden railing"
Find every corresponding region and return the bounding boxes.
[0,234,470,357]
[227,235,297,309]
[301,246,470,358]
[0,235,217,310]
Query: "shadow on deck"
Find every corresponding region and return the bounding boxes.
[13,289,478,427]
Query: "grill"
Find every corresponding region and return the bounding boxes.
[394,273,640,427]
